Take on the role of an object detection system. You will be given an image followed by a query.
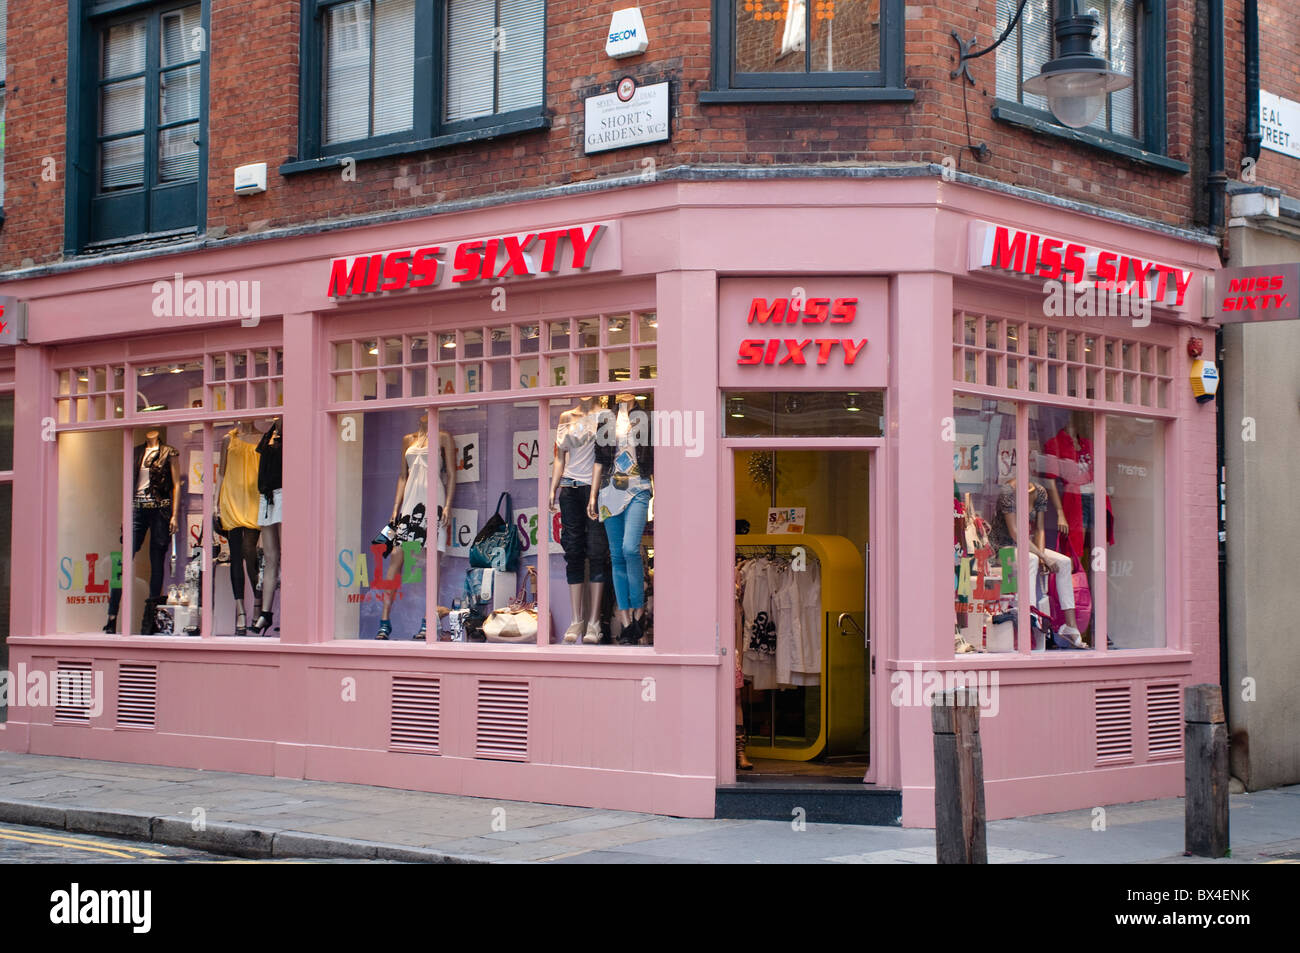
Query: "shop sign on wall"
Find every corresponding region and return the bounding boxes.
[968,220,1195,309]
[718,277,889,389]
[584,78,669,154]
[0,296,25,346]
[1214,263,1299,324]
[1260,91,1300,159]
[326,221,620,300]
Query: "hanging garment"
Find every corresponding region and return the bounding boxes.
[219,435,262,531]
[394,439,447,553]
[741,558,778,691]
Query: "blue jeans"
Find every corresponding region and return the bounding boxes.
[604,491,650,611]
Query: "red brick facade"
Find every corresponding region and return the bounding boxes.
[0,1,1291,270]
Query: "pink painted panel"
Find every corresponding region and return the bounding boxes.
[718,277,888,389]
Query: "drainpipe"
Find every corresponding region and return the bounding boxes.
[1244,1,1262,166]
[1208,0,1226,239]
[1210,0,1230,730]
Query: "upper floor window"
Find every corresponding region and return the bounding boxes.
[705,0,910,102]
[996,0,1149,145]
[67,1,206,250]
[298,0,546,163]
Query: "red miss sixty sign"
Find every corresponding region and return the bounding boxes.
[736,296,867,366]
[327,223,612,299]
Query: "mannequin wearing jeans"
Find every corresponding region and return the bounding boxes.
[216,421,263,635]
[104,429,180,634]
[548,396,608,644]
[589,393,654,646]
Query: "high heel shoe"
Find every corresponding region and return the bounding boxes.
[102,615,118,634]
[413,618,427,641]
[234,604,247,637]
[736,729,754,771]
[375,620,392,640]
[250,612,274,636]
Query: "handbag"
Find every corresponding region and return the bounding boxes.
[484,568,539,644]
[469,492,522,571]
[1048,538,1093,634]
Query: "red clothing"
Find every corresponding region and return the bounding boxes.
[1041,429,1114,557]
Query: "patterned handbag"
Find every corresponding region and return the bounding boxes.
[483,568,539,644]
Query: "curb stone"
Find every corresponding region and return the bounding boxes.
[0,799,499,863]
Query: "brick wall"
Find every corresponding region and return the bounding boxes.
[0,0,1262,271]
[1225,0,1300,199]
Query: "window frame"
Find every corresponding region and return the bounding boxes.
[702,0,913,104]
[289,0,549,172]
[64,0,210,253]
[990,0,1182,171]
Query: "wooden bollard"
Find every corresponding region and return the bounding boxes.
[932,687,987,863]
[1185,683,1229,858]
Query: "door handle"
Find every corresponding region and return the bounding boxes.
[837,612,865,639]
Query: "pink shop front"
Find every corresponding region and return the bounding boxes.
[0,177,1222,825]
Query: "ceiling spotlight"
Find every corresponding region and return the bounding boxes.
[784,394,805,414]
[170,364,183,373]
[844,392,862,413]
[728,396,746,419]
[442,338,457,349]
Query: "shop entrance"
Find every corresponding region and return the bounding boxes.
[732,448,871,779]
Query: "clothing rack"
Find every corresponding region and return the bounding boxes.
[735,543,822,562]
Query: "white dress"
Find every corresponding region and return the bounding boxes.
[394,441,447,553]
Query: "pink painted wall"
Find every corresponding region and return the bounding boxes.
[0,177,1222,823]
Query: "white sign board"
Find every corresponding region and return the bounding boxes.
[584,81,669,154]
[513,430,540,480]
[1261,91,1300,159]
[453,432,480,484]
[766,507,806,535]
[606,8,649,59]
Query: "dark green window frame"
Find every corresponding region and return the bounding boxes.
[702,0,912,104]
[64,0,209,253]
[284,0,549,175]
[991,0,1185,172]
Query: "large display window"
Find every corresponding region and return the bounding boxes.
[327,309,658,646]
[50,336,284,638]
[950,312,1174,655]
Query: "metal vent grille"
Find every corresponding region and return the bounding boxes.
[475,679,529,761]
[54,660,95,723]
[1146,683,1183,759]
[116,663,158,729]
[390,675,440,753]
[1095,685,1133,764]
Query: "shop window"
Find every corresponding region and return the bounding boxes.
[723,391,884,438]
[67,1,206,248]
[55,430,125,635]
[1105,414,1164,648]
[292,0,546,169]
[953,311,1170,411]
[953,398,1019,653]
[992,0,1178,165]
[705,0,910,102]
[55,365,127,424]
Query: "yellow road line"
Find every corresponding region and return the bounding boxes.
[0,830,141,860]
[0,826,165,858]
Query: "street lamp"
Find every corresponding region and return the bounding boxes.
[952,0,1132,131]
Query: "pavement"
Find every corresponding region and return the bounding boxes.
[0,751,1297,863]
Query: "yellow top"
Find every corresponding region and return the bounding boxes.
[219,434,262,530]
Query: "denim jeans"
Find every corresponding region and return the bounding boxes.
[558,484,608,584]
[107,505,170,617]
[603,490,650,611]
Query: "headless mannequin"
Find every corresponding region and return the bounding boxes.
[1042,415,1093,558]
[548,396,607,643]
[216,420,263,635]
[589,393,655,639]
[105,427,181,633]
[377,412,457,640]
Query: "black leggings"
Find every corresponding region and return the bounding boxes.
[227,526,261,603]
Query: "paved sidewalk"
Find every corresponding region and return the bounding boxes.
[0,752,1297,863]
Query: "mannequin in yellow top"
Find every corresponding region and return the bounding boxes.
[216,419,263,635]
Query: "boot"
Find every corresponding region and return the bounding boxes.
[102,614,118,634]
[736,729,754,771]
[140,599,158,636]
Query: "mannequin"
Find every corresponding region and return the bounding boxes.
[375,412,456,640]
[588,392,654,646]
[991,478,1085,648]
[1040,414,1113,560]
[250,416,282,636]
[104,427,181,634]
[547,396,608,644]
[216,420,263,635]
